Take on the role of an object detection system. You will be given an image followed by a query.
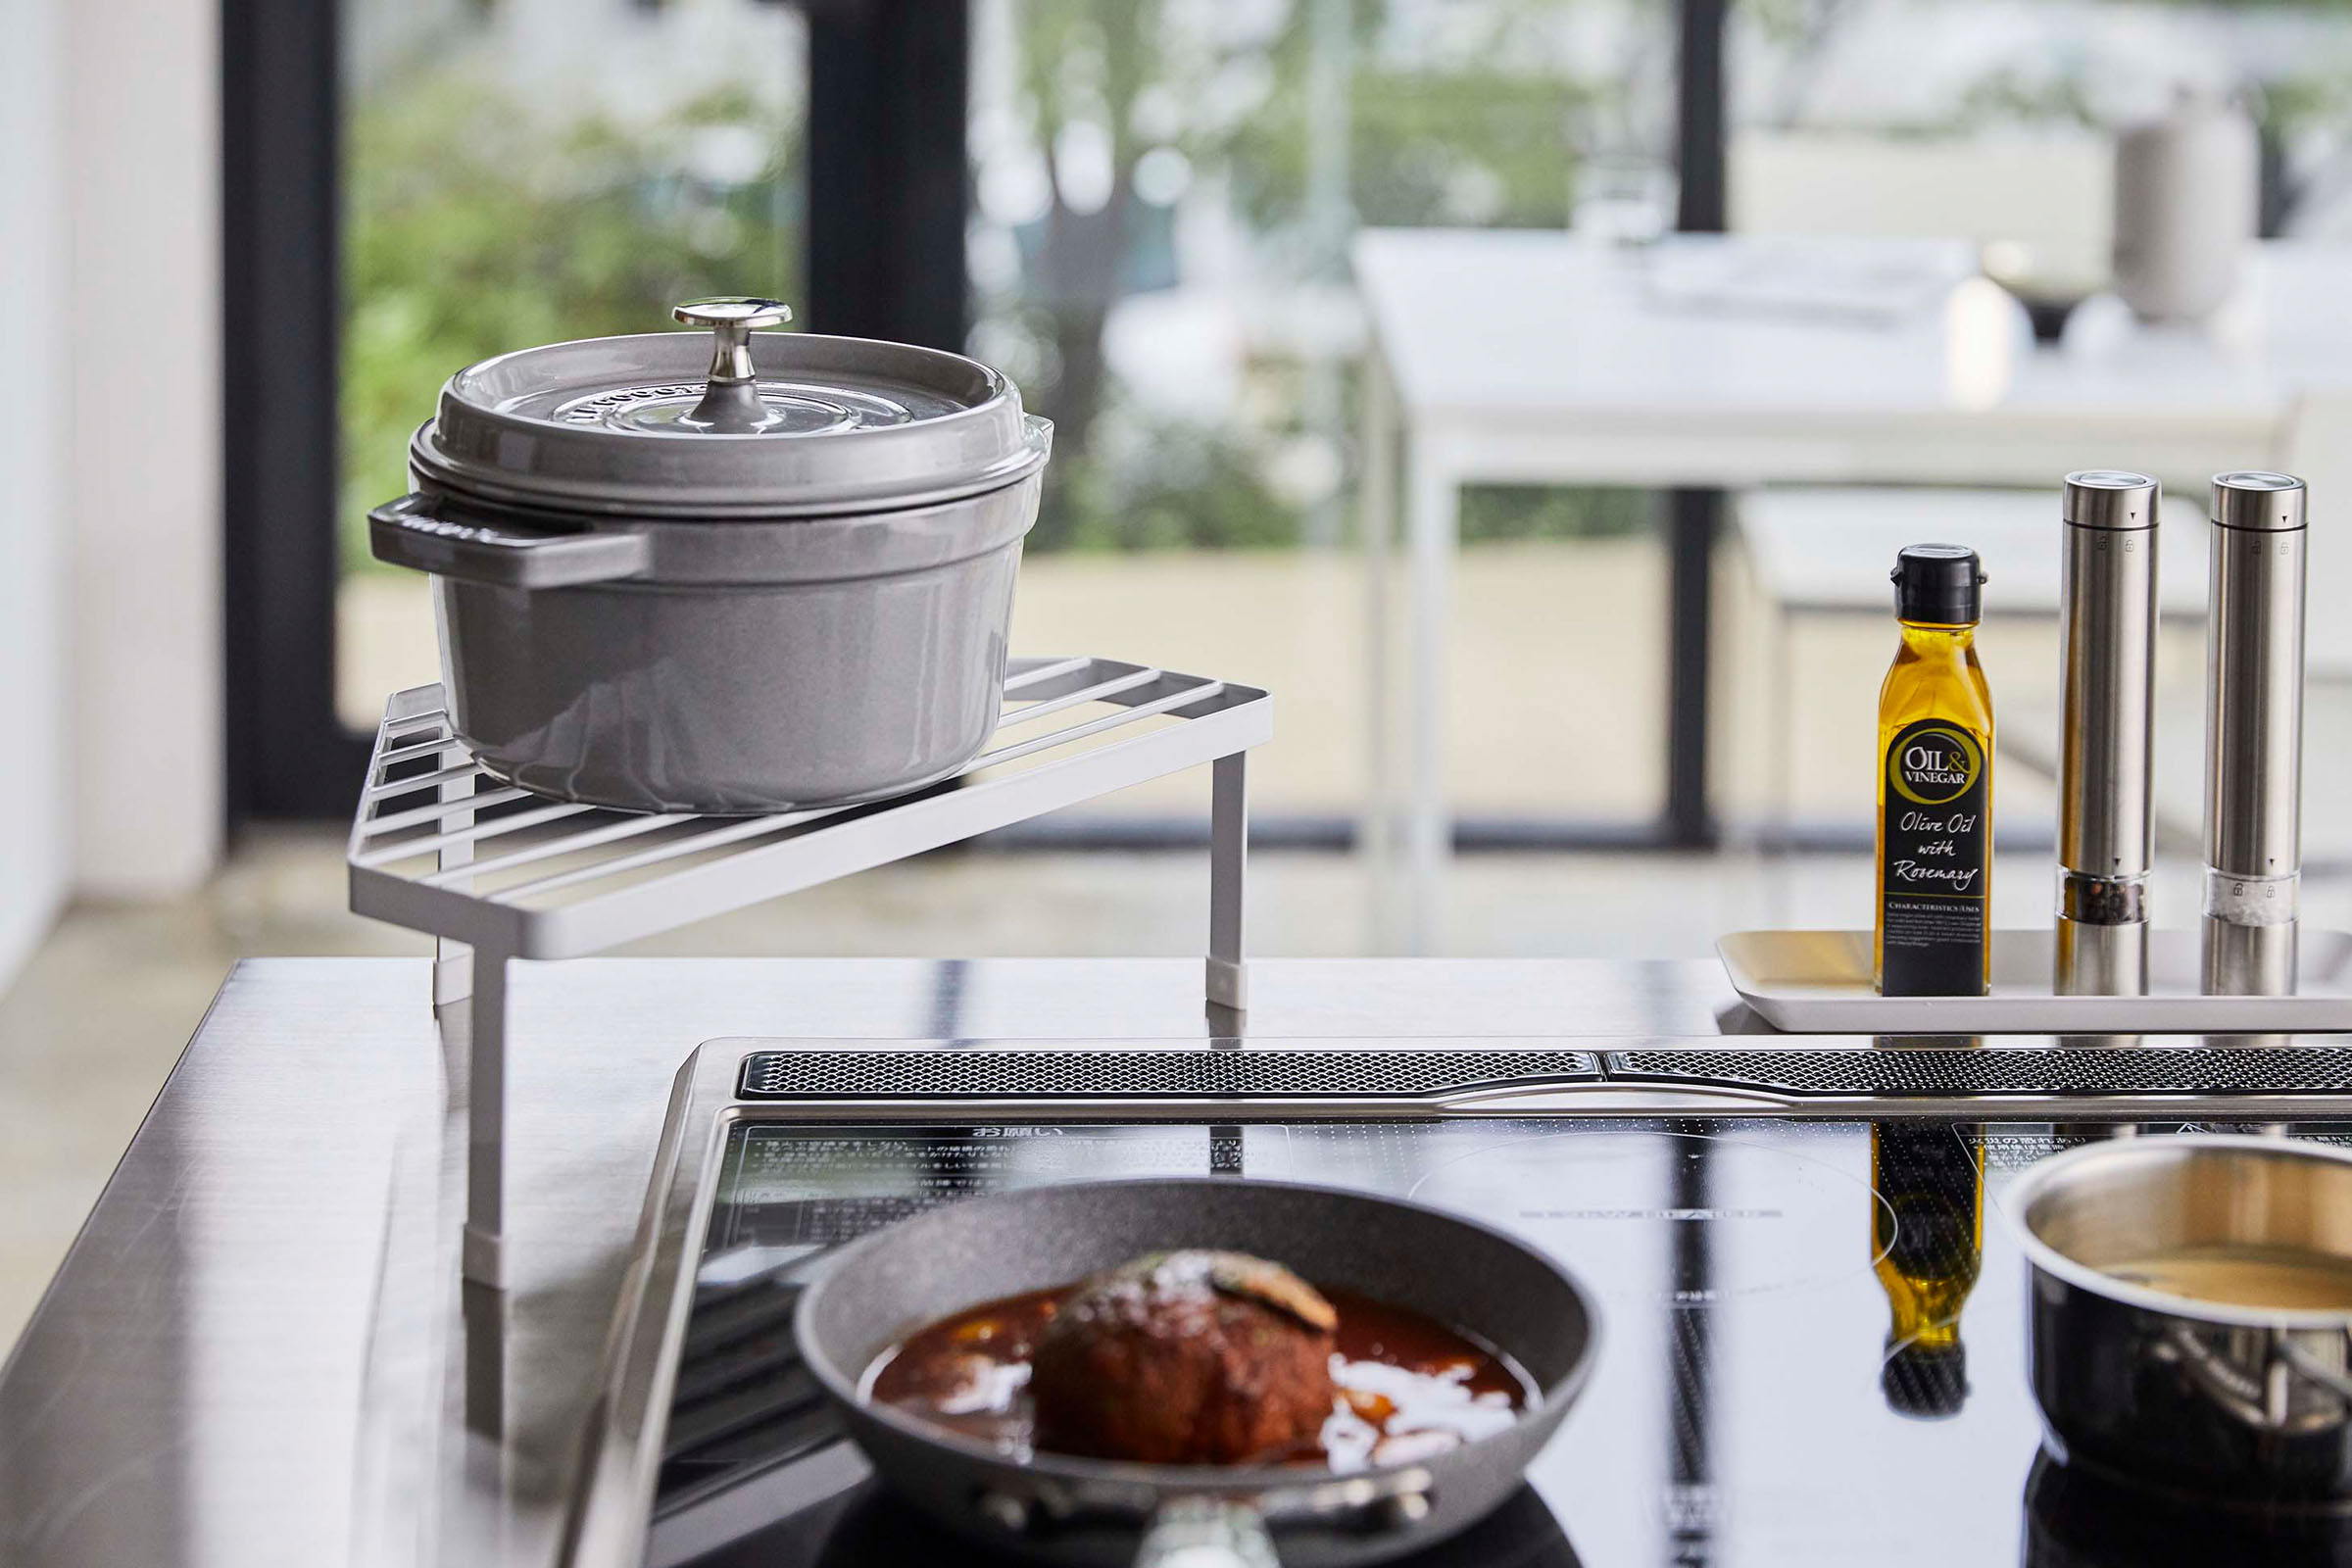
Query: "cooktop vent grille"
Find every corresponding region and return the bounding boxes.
[1604,1048,2352,1097]
[738,1048,1602,1100]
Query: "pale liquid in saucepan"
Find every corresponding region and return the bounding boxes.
[2101,1243,2352,1310]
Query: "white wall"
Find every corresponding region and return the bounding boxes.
[0,0,222,990]
[0,0,73,979]
[65,0,223,898]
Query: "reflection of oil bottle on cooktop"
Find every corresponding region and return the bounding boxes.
[1876,545,1993,997]
[1871,1121,1985,1418]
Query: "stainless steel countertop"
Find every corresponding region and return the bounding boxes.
[0,955,1749,1568]
[29,953,2340,1566]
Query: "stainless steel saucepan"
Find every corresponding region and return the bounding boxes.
[792,1178,1600,1568]
[2012,1134,2352,1508]
[368,298,1052,814]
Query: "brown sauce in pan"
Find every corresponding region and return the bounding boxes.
[861,1283,1534,1471]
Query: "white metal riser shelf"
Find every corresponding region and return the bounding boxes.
[346,656,1270,1314]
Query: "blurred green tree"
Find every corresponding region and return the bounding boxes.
[342,1,2352,565]
[996,0,1630,550]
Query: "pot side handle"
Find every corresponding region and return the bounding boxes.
[369,493,651,589]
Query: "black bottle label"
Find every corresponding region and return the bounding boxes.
[1881,718,1989,996]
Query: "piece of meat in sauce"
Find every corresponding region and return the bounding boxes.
[1029,1250,1338,1464]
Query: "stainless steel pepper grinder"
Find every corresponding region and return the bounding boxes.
[2056,470,2160,995]
[2202,470,2308,996]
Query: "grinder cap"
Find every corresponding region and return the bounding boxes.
[2063,469,2158,530]
[2211,470,2306,532]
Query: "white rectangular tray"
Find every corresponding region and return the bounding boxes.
[1717,928,2352,1033]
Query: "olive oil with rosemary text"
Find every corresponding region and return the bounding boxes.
[1877,546,1993,996]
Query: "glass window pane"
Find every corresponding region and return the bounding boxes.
[1722,1,2352,844]
[974,0,1678,823]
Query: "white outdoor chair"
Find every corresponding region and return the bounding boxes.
[1743,388,2352,854]
[2288,390,2352,683]
[1728,129,2128,844]
[1740,486,2210,846]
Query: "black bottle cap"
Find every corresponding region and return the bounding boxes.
[1883,1341,1968,1419]
[1890,544,1985,625]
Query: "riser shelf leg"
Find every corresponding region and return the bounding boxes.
[464,956,507,1289]
[461,952,509,1437]
[1208,751,1249,1013]
[435,749,478,1007]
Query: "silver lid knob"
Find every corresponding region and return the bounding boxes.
[672,297,792,432]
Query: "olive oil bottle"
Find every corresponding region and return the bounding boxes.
[1877,545,1993,996]
[1871,1121,1985,1419]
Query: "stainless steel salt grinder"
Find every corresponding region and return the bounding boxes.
[2202,470,2308,996]
[2056,471,2160,996]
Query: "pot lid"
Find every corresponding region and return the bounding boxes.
[410,298,1051,517]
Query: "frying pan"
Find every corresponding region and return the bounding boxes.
[793,1178,1599,1568]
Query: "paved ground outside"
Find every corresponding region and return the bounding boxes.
[341,537,2119,828]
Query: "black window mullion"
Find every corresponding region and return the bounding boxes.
[221,0,369,822]
[804,0,970,350]
[1662,0,1728,848]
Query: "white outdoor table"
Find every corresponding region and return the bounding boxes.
[1354,228,2352,949]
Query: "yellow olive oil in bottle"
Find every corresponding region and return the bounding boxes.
[1870,1121,1985,1418]
[1877,545,1993,996]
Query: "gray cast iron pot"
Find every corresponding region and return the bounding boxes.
[369,311,1052,814]
[377,473,1041,812]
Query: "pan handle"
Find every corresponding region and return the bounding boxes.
[1134,1498,1277,1568]
[368,493,651,589]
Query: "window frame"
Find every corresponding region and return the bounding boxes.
[220,0,1720,839]
[220,0,971,824]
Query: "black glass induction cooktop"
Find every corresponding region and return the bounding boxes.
[643,1116,2352,1568]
